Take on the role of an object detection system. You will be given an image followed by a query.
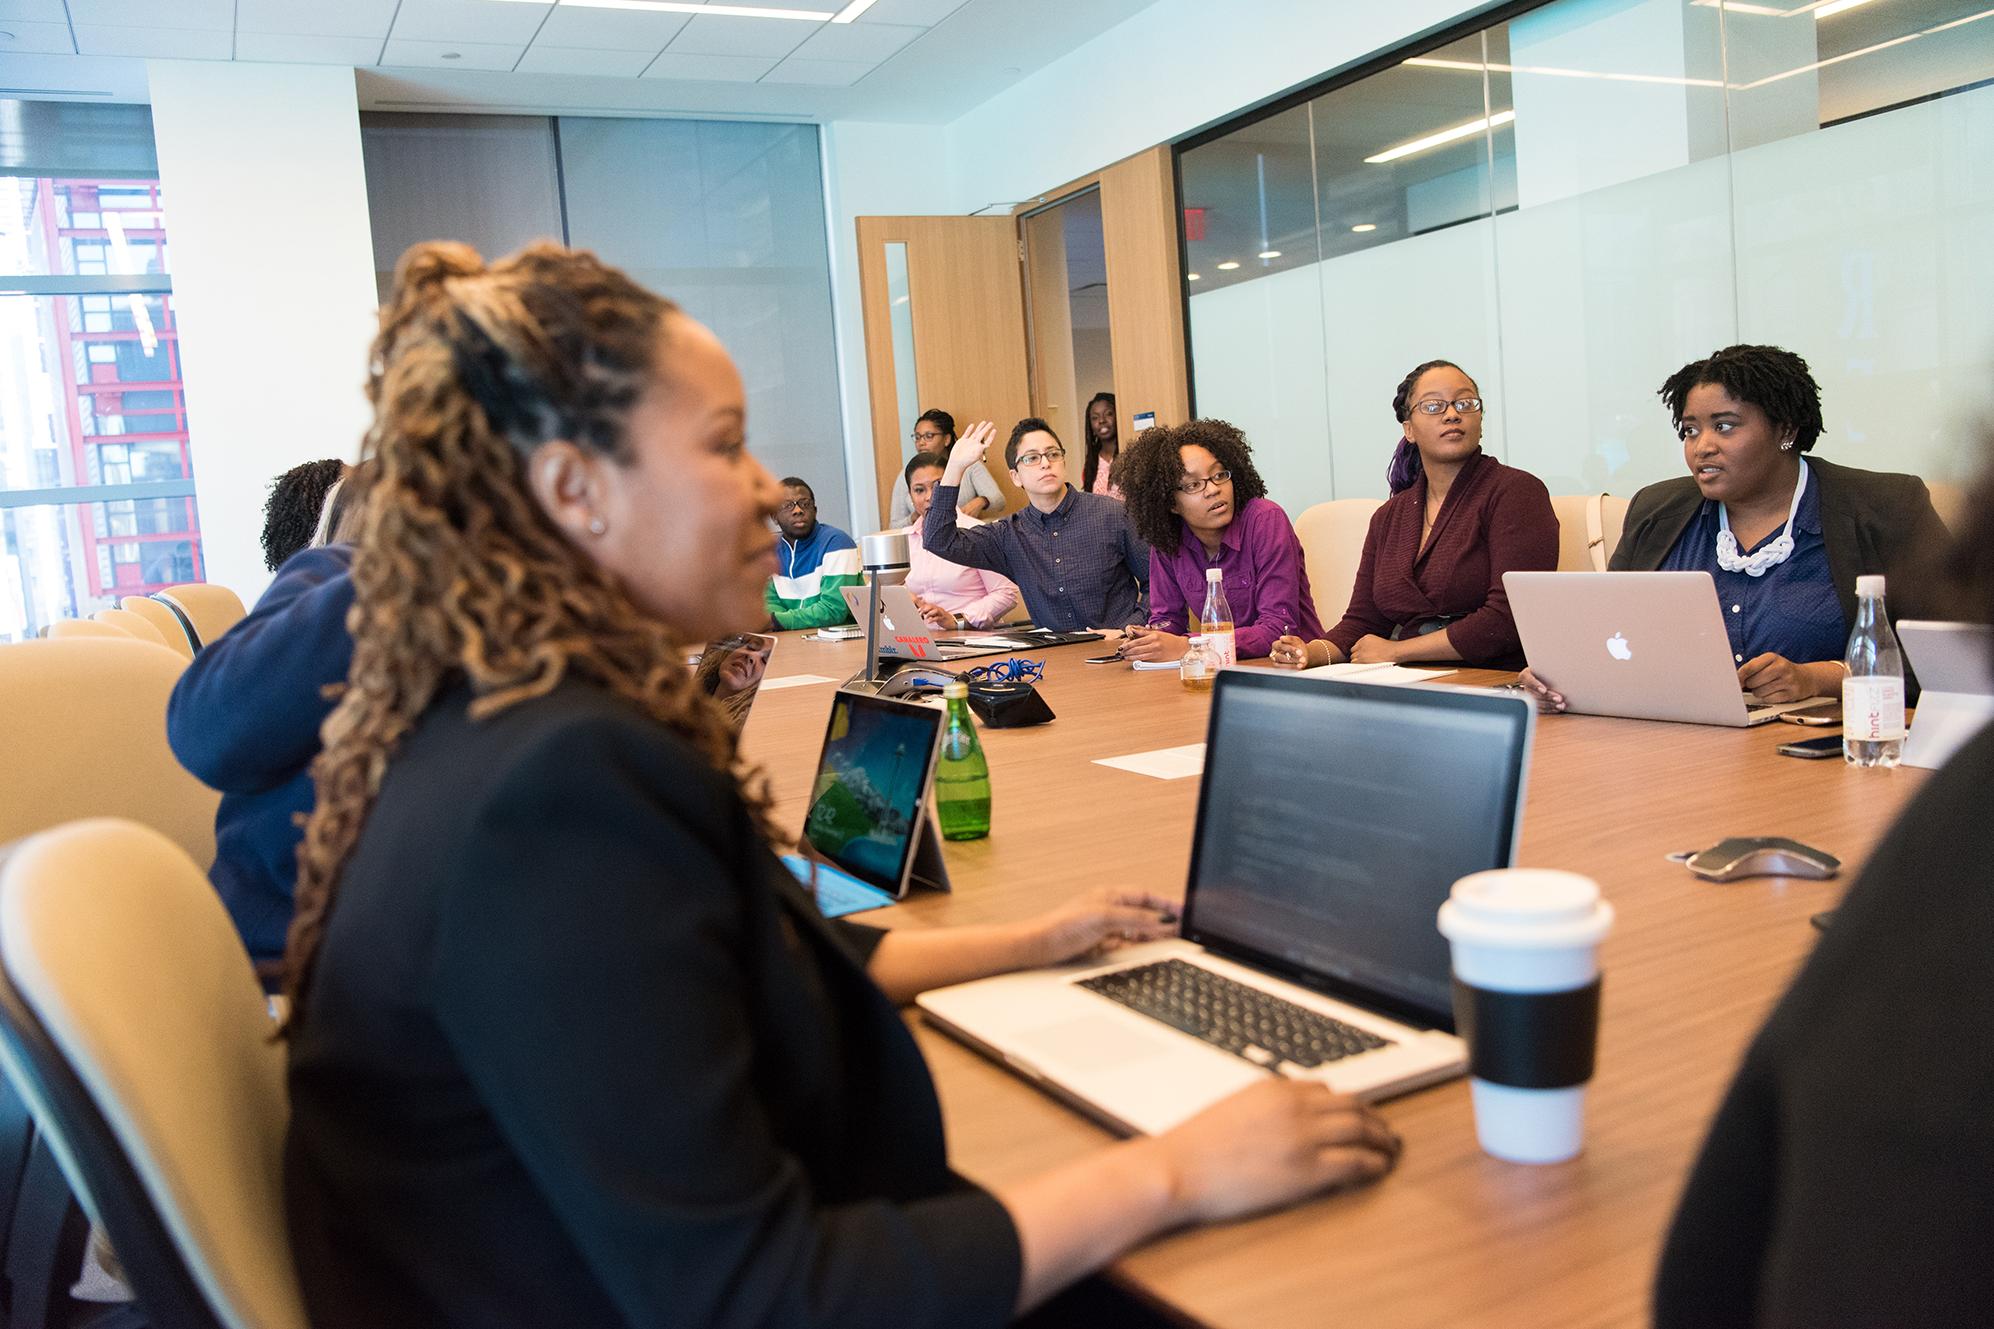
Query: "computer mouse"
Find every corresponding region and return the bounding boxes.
[1682,837,1841,883]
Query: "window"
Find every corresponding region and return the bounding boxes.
[0,102,200,642]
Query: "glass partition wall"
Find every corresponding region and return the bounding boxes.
[1180,0,1994,511]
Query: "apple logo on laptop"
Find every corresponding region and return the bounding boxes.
[1606,632,1633,661]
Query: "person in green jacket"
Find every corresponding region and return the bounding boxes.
[766,477,861,629]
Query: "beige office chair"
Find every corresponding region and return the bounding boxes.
[89,607,172,650]
[46,619,129,642]
[1293,498,1383,627]
[117,597,195,660]
[1548,494,1631,572]
[0,819,308,1329]
[155,584,247,650]
[1927,481,1965,534]
[0,638,217,868]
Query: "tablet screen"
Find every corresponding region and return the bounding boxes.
[803,691,942,896]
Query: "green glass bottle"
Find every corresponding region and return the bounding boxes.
[934,681,991,841]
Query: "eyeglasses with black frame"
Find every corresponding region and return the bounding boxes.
[1012,446,1066,470]
[1177,468,1233,496]
[1411,397,1484,416]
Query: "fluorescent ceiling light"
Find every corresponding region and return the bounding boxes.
[1350,223,1377,233]
[1405,55,1722,88]
[1734,29,1918,87]
[833,0,880,20]
[1186,272,1201,281]
[502,0,837,19]
[1688,0,1793,16]
[1215,261,1240,270]
[1257,249,1281,259]
[1812,0,1881,16]
[1365,109,1514,164]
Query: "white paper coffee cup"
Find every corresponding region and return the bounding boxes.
[1437,869,1614,1165]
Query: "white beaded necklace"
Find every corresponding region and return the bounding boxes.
[1716,458,1808,578]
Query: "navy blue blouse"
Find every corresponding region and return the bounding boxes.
[1659,468,1848,668]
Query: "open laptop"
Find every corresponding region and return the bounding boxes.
[917,670,1533,1137]
[797,689,952,900]
[689,632,775,732]
[1505,571,1828,727]
[840,584,1103,662]
[1898,621,1994,769]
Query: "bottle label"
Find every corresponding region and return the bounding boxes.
[1202,629,1236,668]
[1842,676,1906,742]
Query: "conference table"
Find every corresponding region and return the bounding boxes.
[739,633,1926,1329]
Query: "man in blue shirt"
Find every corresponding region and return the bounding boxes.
[923,419,1149,632]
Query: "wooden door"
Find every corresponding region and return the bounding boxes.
[855,216,1031,526]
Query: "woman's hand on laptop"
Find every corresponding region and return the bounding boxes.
[1739,653,1837,703]
[1515,667,1567,713]
[1022,887,1182,967]
[1145,1081,1402,1226]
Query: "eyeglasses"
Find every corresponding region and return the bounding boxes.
[911,429,948,444]
[1013,447,1066,470]
[1411,397,1484,416]
[1177,468,1233,496]
[776,498,815,514]
[964,658,1045,685]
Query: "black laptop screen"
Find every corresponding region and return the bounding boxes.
[1182,674,1531,1030]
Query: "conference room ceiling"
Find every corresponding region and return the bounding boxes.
[0,0,1164,122]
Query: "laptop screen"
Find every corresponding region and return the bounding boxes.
[1182,673,1532,1031]
[803,691,943,895]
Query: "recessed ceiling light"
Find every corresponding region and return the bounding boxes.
[1216,261,1240,271]
[832,0,880,20]
[1364,110,1515,165]
[1813,0,1880,17]
[1257,250,1281,260]
[1351,223,1377,233]
[505,0,837,18]
[1187,273,1201,281]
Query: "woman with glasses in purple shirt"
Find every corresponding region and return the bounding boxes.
[1119,419,1322,662]
[1273,360,1559,671]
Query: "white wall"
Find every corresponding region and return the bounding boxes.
[147,61,379,601]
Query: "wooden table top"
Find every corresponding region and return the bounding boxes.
[739,634,1926,1329]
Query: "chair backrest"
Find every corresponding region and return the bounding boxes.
[1547,494,1631,572]
[1928,480,1965,534]
[0,638,217,868]
[46,619,129,642]
[1293,498,1383,627]
[117,598,195,660]
[155,585,247,650]
[90,607,172,649]
[0,819,306,1329]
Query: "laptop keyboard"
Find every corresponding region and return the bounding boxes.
[1076,959,1393,1072]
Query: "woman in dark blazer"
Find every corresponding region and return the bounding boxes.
[1528,345,1948,708]
[280,241,1400,1329]
[1273,360,1560,671]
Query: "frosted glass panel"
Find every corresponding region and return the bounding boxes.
[557,118,849,530]
[359,114,564,304]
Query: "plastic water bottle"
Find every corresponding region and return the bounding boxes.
[934,681,991,840]
[1200,568,1237,668]
[1180,634,1216,693]
[1842,574,1905,768]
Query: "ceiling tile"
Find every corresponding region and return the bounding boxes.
[535,5,688,49]
[0,1,69,23]
[0,21,76,53]
[759,57,872,86]
[667,13,818,59]
[790,19,916,62]
[516,44,655,76]
[236,0,401,39]
[235,31,386,65]
[640,51,779,82]
[389,0,552,45]
[68,0,232,27]
[73,24,233,57]
[849,0,966,25]
[380,37,527,71]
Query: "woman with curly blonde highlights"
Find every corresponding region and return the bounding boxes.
[284,242,1401,1329]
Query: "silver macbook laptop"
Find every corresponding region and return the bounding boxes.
[1898,621,1994,770]
[918,670,1533,1137]
[1505,571,1827,727]
[839,584,1030,663]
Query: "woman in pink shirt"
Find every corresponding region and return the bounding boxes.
[900,454,1020,629]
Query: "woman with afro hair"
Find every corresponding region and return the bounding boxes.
[1117,419,1321,662]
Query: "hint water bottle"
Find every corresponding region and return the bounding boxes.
[1200,567,1236,668]
[934,681,991,840]
[1842,574,1905,768]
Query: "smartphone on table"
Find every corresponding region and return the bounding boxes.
[1777,734,1845,760]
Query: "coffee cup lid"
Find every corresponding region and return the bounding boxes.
[1437,869,1614,950]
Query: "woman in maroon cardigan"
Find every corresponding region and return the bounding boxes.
[1273,360,1559,671]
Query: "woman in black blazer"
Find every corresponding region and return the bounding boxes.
[280,241,1400,1329]
[1527,345,1947,709]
